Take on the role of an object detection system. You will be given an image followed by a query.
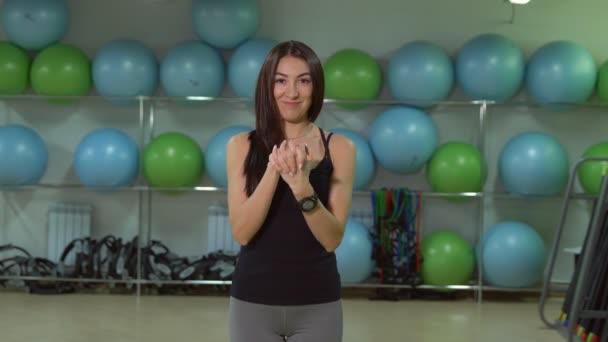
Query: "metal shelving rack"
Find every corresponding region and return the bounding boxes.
[539,158,608,342]
[0,95,602,298]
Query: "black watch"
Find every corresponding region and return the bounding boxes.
[298,192,319,212]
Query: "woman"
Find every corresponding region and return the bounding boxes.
[225,40,356,342]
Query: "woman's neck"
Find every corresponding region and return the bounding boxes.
[284,121,313,140]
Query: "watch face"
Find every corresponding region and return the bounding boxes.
[302,199,315,211]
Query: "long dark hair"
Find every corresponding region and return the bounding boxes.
[244,40,325,196]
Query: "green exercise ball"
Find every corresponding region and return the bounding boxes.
[598,61,608,103]
[30,43,92,97]
[427,141,487,195]
[0,42,29,94]
[143,132,204,189]
[578,141,608,194]
[421,231,475,286]
[324,48,382,110]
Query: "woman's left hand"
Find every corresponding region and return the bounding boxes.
[269,140,312,193]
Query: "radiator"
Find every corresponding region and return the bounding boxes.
[207,205,240,254]
[47,202,93,265]
[205,206,375,254]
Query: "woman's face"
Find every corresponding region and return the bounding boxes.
[273,55,313,123]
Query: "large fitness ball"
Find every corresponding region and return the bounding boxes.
[525,41,596,110]
[192,0,260,50]
[74,128,139,189]
[368,106,438,174]
[0,0,70,51]
[0,124,48,185]
[324,48,382,110]
[330,128,375,190]
[30,43,92,97]
[0,42,30,94]
[578,141,608,195]
[421,231,475,286]
[387,41,453,106]
[204,125,252,188]
[228,38,276,98]
[93,39,158,101]
[335,219,374,283]
[456,33,524,102]
[499,132,569,196]
[426,142,487,193]
[143,132,204,188]
[160,40,225,98]
[481,221,546,288]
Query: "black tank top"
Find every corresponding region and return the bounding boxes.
[230,127,341,305]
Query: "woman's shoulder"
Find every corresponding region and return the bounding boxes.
[226,131,253,156]
[323,129,355,154]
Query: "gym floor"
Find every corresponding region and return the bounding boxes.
[0,291,564,341]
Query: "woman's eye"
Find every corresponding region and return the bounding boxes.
[300,78,311,84]
[275,79,286,84]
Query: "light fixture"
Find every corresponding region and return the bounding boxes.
[509,0,530,4]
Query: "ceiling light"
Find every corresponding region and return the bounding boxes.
[509,0,530,4]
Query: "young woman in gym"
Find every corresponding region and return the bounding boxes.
[226,40,356,341]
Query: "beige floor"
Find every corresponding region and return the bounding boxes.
[0,291,566,342]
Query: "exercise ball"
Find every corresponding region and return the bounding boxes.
[0,124,48,185]
[368,106,438,174]
[160,40,225,98]
[387,41,453,106]
[426,141,487,193]
[0,42,30,94]
[578,141,608,195]
[30,43,91,97]
[143,132,204,188]
[192,0,259,49]
[93,39,158,102]
[74,128,139,189]
[204,125,252,188]
[421,231,475,286]
[324,48,382,110]
[456,33,524,102]
[526,41,596,110]
[0,0,69,50]
[597,60,608,103]
[329,128,375,190]
[228,38,276,98]
[481,221,546,288]
[499,132,569,196]
[335,219,374,283]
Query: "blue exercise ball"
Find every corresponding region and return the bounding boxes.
[335,218,374,283]
[456,33,524,102]
[74,128,139,189]
[0,0,69,51]
[368,106,438,174]
[387,41,453,106]
[499,131,569,196]
[93,39,158,103]
[192,0,260,49]
[526,40,596,110]
[204,125,252,188]
[329,128,375,190]
[160,40,225,98]
[481,221,546,288]
[228,39,276,98]
[0,124,48,185]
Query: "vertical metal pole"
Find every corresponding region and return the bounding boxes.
[136,97,145,298]
[476,101,488,304]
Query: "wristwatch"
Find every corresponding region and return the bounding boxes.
[298,192,319,212]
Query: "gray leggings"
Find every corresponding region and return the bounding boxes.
[229,296,343,342]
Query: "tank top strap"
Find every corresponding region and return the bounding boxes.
[319,126,333,159]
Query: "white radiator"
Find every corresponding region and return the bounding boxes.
[47,202,93,265]
[207,205,240,254]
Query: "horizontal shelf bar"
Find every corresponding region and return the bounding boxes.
[0,275,566,293]
[0,184,597,201]
[1,94,608,108]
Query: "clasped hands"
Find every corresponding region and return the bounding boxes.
[268,140,320,189]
